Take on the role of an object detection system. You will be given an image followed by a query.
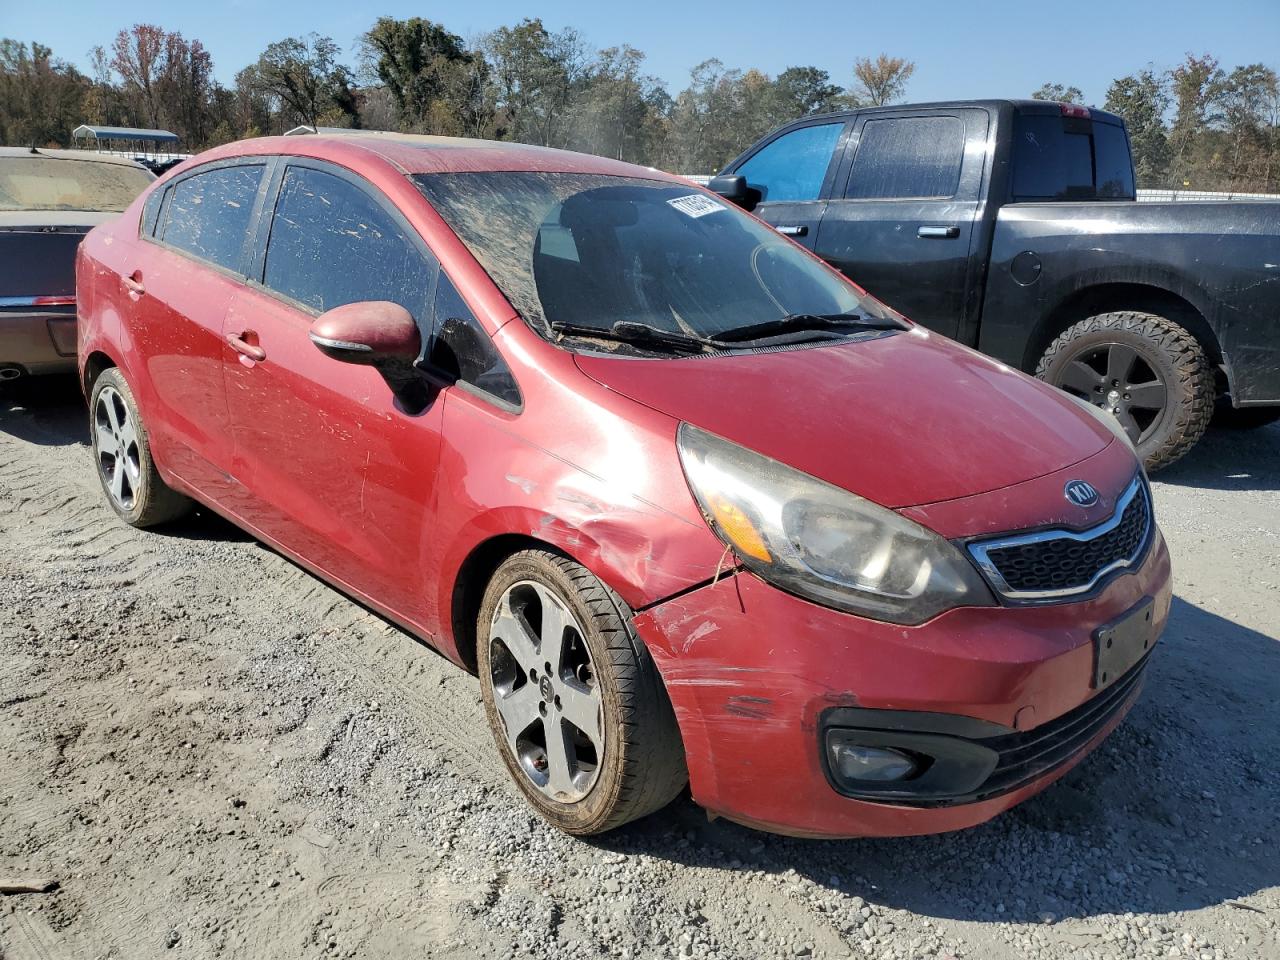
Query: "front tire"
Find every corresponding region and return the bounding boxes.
[477,549,686,835]
[1036,311,1215,472]
[89,367,192,527]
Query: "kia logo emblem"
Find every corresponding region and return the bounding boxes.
[1064,480,1100,507]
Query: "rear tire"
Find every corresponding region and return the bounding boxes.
[1036,311,1214,472]
[89,367,192,527]
[477,549,687,835]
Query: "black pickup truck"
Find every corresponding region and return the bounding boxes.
[710,99,1280,469]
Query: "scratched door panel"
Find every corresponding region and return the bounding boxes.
[222,285,444,624]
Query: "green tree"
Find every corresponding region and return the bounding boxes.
[246,34,356,131]
[771,66,843,121]
[360,16,478,133]
[1031,82,1084,103]
[1215,64,1279,189]
[566,45,669,162]
[0,39,89,147]
[1104,68,1170,185]
[481,19,586,147]
[1168,53,1224,186]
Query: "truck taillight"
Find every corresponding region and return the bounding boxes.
[1060,103,1091,119]
[32,296,76,306]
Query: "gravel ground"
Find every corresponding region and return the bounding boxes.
[1,379,1277,960]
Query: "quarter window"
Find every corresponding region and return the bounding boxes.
[735,123,843,203]
[846,117,964,200]
[430,273,521,409]
[263,166,433,320]
[141,186,164,237]
[159,164,265,271]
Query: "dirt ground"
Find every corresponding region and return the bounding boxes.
[1,379,1277,960]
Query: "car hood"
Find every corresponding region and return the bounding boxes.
[574,327,1114,509]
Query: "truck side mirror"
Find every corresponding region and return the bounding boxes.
[707,175,761,212]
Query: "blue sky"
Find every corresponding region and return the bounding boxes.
[3,0,1278,105]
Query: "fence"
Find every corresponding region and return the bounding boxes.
[1136,188,1280,202]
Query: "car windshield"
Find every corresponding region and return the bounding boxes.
[414,171,892,351]
[0,155,154,212]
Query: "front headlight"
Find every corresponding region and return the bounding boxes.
[677,424,994,625]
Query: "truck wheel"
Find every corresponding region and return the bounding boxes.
[1036,311,1214,472]
[90,367,192,527]
[477,549,687,835]
[1212,401,1280,430]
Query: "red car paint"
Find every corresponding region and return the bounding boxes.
[77,134,1170,838]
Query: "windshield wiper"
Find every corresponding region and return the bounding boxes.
[550,320,721,354]
[713,313,901,344]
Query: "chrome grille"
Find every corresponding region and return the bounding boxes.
[968,476,1152,602]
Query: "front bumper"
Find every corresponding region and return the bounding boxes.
[0,306,78,375]
[633,524,1171,838]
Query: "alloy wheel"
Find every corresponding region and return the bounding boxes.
[94,385,141,510]
[1051,341,1168,445]
[488,580,603,802]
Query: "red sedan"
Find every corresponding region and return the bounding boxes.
[76,134,1171,837]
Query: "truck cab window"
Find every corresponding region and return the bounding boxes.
[735,123,843,203]
[845,116,964,200]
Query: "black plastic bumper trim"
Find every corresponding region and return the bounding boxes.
[820,652,1150,808]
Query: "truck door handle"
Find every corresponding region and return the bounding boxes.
[122,272,145,296]
[225,331,266,363]
[775,224,808,237]
[917,225,960,239]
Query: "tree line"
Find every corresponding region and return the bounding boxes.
[2,18,1277,193]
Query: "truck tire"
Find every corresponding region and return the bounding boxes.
[89,367,193,527]
[477,549,687,835]
[1036,311,1214,472]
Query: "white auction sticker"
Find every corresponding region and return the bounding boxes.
[666,194,724,218]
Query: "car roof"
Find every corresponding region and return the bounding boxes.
[200,132,682,181]
[0,146,154,168]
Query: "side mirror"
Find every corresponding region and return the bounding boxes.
[309,300,421,365]
[707,174,760,211]
[310,300,431,412]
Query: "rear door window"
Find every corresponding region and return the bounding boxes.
[262,165,435,323]
[159,164,265,272]
[845,116,964,199]
[735,122,844,203]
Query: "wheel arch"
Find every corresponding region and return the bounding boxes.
[448,533,562,675]
[1023,282,1227,394]
[81,350,118,398]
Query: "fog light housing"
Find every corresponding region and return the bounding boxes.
[829,742,919,783]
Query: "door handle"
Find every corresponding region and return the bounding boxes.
[917,225,960,239]
[122,272,145,295]
[775,224,808,237]
[225,331,266,363]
